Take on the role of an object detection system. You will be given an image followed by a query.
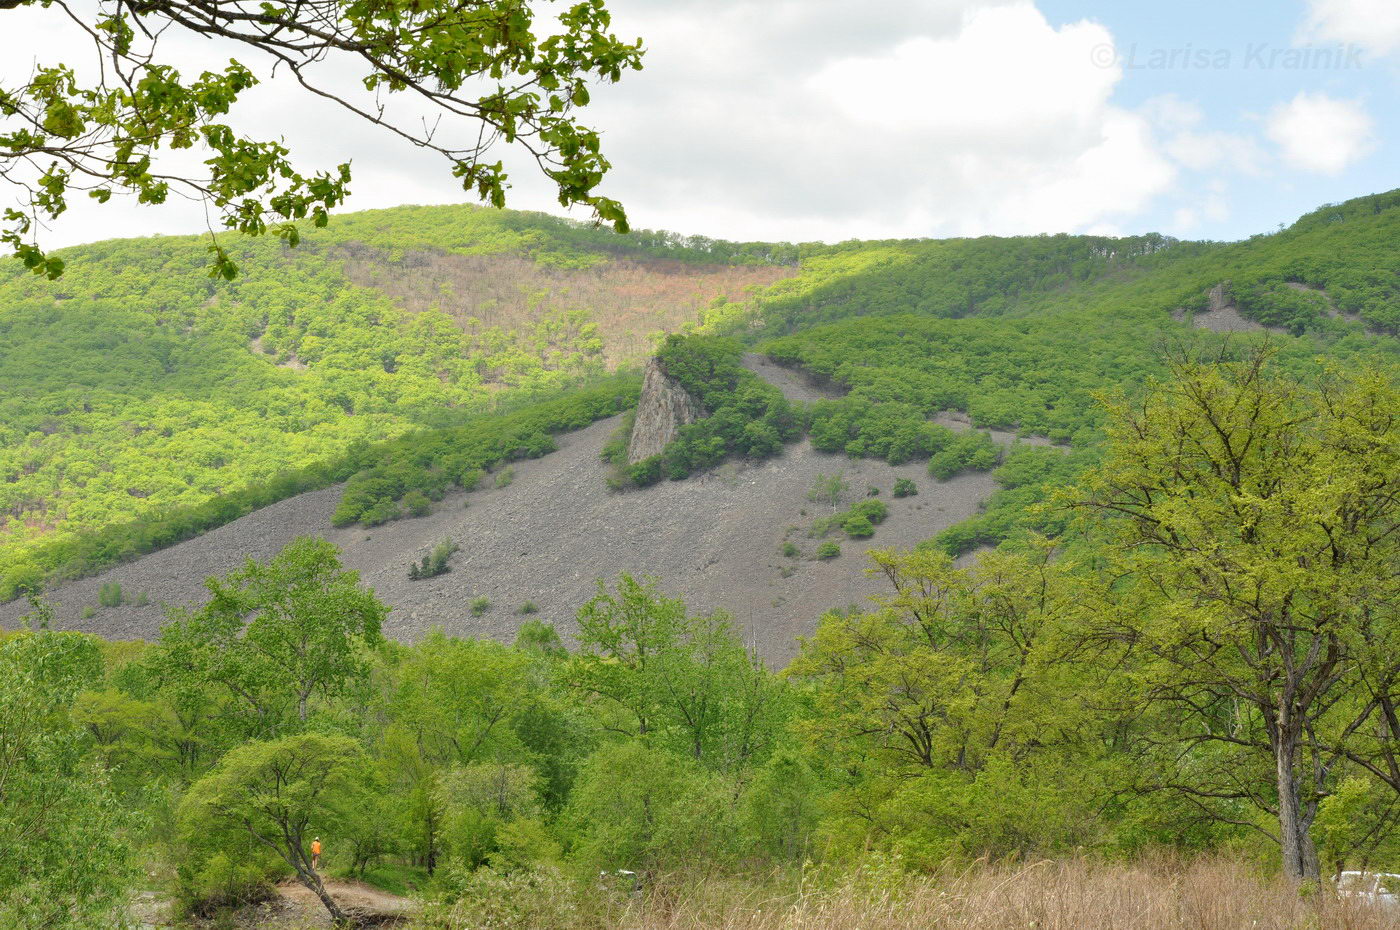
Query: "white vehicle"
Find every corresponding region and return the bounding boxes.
[1337,871,1400,906]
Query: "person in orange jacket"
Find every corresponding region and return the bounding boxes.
[311,837,322,871]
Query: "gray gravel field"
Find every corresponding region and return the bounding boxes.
[2,358,1015,664]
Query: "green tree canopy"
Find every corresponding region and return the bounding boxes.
[1,0,643,278]
[0,612,137,928]
[1077,347,1400,882]
[153,536,386,736]
[179,731,364,922]
[569,573,787,771]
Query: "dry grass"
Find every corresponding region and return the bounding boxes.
[618,858,1400,930]
[343,250,795,367]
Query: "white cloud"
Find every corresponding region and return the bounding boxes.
[809,7,1118,140]
[1265,92,1376,175]
[3,0,1184,247]
[1141,96,1264,175]
[1300,0,1400,58]
[583,0,1176,240]
[1169,180,1230,235]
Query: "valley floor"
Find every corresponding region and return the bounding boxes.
[138,858,1400,930]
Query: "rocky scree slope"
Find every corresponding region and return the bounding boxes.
[1,358,1019,664]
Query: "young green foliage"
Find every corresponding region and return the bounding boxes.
[1076,347,1400,882]
[0,613,137,929]
[179,732,365,922]
[152,537,386,735]
[1,0,644,277]
[569,573,787,771]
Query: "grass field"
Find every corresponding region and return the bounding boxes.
[408,857,1400,930]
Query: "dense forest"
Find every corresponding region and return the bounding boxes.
[581,191,1394,558]
[702,189,1400,337]
[3,192,1400,927]
[6,0,1399,915]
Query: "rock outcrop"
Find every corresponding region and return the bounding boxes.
[1192,282,1265,333]
[626,357,703,464]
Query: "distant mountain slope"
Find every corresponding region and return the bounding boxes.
[705,189,1400,338]
[0,205,794,569]
[0,411,1001,663]
[3,191,1397,601]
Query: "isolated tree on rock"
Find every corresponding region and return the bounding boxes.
[1079,347,1400,883]
[0,0,643,278]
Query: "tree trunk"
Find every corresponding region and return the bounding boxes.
[298,867,350,925]
[1274,729,1321,882]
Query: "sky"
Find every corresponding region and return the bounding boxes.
[2,0,1398,248]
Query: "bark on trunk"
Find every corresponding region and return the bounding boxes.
[1275,731,1321,882]
[299,867,349,925]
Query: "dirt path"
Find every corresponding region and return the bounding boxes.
[129,879,415,929]
[277,879,416,926]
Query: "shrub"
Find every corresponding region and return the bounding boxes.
[781,541,800,558]
[404,490,432,518]
[843,515,875,538]
[816,541,841,560]
[98,582,123,608]
[360,498,401,526]
[601,412,636,468]
[410,539,458,581]
[893,477,918,498]
[516,620,566,657]
[808,472,848,508]
[174,852,277,919]
[132,591,150,607]
[518,601,539,615]
[470,597,491,616]
[81,605,96,619]
[0,561,43,601]
[850,499,888,524]
[494,466,515,489]
[627,455,663,487]
[422,864,582,930]
[930,430,1001,480]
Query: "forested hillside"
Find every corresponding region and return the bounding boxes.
[622,191,1399,557]
[0,206,793,592]
[8,340,1400,924]
[3,192,1397,601]
[709,189,1400,336]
